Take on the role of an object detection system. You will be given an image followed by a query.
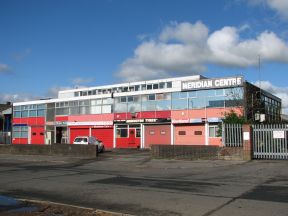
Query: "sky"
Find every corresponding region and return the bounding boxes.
[0,0,288,112]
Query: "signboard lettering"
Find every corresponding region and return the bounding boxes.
[182,77,243,91]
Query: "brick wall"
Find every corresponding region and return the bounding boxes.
[0,144,98,158]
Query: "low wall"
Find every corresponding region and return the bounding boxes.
[151,145,245,160]
[0,144,98,158]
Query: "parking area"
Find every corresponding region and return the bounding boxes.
[0,150,287,216]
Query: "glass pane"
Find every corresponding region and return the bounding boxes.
[69,107,79,115]
[142,101,156,111]
[37,110,46,117]
[21,111,29,117]
[102,105,112,114]
[29,110,37,117]
[209,127,215,137]
[156,100,171,110]
[128,103,141,112]
[79,106,90,114]
[189,98,206,109]
[148,94,155,101]
[114,103,127,113]
[14,111,21,118]
[90,106,101,114]
[13,131,21,138]
[172,99,187,110]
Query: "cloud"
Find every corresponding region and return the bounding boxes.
[267,0,288,19]
[0,93,38,103]
[0,64,11,74]
[255,80,288,114]
[72,77,94,86]
[247,0,288,20]
[116,21,288,81]
[46,86,73,98]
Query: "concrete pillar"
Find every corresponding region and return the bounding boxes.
[242,124,253,161]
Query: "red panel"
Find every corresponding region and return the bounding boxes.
[145,125,171,148]
[156,111,171,119]
[116,128,140,148]
[209,138,222,146]
[12,138,28,144]
[91,128,113,149]
[114,113,130,120]
[174,124,205,145]
[69,114,114,122]
[69,127,90,144]
[31,127,45,144]
[141,112,156,119]
[13,117,45,126]
[55,116,68,122]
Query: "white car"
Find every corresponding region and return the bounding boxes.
[73,136,105,152]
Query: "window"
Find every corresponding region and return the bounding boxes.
[148,94,155,101]
[14,111,21,118]
[147,84,152,90]
[136,129,141,137]
[209,125,220,137]
[116,128,128,138]
[135,85,140,91]
[194,131,202,135]
[156,93,164,100]
[127,96,134,102]
[120,96,127,103]
[141,84,146,90]
[160,130,166,135]
[159,82,165,89]
[13,126,28,138]
[178,131,186,135]
[153,84,158,89]
[167,82,172,88]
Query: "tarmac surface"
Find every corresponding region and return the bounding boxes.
[0,149,287,216]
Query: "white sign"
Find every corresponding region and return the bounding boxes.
[243,132,250,141]
[182,77,243,91]
[273,131,285,139]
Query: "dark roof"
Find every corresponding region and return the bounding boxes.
[0,104,12,112]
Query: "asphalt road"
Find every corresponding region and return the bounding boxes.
[0,150,287,216]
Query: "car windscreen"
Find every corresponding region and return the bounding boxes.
[74,138,88,142]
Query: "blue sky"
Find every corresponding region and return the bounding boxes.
[0,0,288,111]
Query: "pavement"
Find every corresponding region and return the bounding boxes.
[0,149,287,216]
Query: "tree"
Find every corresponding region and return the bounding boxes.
[217,110,249,137]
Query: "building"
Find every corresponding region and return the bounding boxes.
[12,75,282,148]
[0,102,12,144]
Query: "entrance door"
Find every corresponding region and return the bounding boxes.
[128,129,136,147]
[31,127,45,144]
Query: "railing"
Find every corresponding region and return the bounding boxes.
[0,132,11,144]
[222,124,243,147]
[252,124,288,160]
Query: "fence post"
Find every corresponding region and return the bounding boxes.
[242,124,253,160]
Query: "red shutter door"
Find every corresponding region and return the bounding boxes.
[91,128,113,149]
[144,125,171,148]
[31,127,45,144]
[70,128,90,144]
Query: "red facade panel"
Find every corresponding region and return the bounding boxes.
[116,128,140,148]
[144,125,171,148]
[12,138,28,144]
[55,116,68,122]
[174,124,205,145]
[31,127,45,144]
[13,117,45,126]
[69,114,114,122]
[91,128,113,149]
[69,127,90,144]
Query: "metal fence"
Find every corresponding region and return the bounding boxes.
[222,124,243,147]
[0,132,11,144]
[252,124,288,160]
